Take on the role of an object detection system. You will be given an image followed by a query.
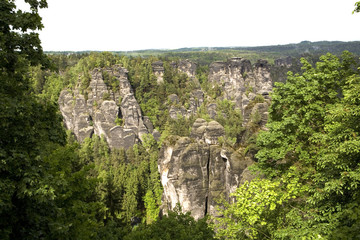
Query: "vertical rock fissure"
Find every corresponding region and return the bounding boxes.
[118,107,123,119]
[204,196,208,216]
[205,149,210,216]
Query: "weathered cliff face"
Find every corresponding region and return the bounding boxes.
[159,58,274,219]
[58,65,151,149]
[208,58,272,125]
[158,118,255,220]
[171,60,197,78]
[153,59,204,120]
[152,59,198,85]
[274,56,293,67]
[152,61,165,84]
[59,57,274,220]
[167,90,205,120]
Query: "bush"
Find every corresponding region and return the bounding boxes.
[124,205,215,240]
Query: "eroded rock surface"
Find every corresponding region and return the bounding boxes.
[58,65,150,149]
[274,56,293,67]
[208,58,272,125]
[167,90,205,119]
[171,59,197,78]
[152,61,165,84]
[159,118,255,219]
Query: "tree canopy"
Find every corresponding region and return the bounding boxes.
[212,52,360,239]
[1,0,360,239]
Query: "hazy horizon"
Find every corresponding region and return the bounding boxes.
[17,0,360,52]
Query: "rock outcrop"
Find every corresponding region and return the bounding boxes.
[158,119,255,219]
[171,60,197,78]
[59,65,151,149]
[152,59,198,85]
[152,61,165,84]
[159,58,273,219]
[167,90,205,119]
[208,57,272,125]
[274,56,293,67]
[59,57,275,221]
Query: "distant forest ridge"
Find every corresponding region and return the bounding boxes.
[45,41,360,55]
[45,41,360,66]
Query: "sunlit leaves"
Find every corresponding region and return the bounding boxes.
[212,169,304,239]
[215,52,360,239]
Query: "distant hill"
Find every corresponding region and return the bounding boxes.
[46,41,360,66]
[235,41,360,56]
[112,40,360,56]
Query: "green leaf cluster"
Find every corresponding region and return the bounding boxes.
[124,205,215,240]
[215,99,244,146]
[212,52,360,239]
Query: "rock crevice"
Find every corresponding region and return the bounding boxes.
[159,118,255,219]
[59,65,151,149]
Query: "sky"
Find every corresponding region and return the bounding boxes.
[16,0,360,51]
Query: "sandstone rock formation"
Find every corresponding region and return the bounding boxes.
[152,59,198,85]
[158,118,255,219]
[274,56,293,67]
[167,90,205,119]
[58,57,276,221]
[171,60,197,78]
[158,58,274,219]
[208,57,272,125]
[152,61,165,84]
[58,65,151,149]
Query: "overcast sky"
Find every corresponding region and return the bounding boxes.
[17,0,360,51]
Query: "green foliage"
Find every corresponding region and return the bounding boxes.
[78,135,163,227]
[143,135,162,224]
[256,53,355,176]
[61,52,121,92]
[212,52,360,239]
[43,142,105,240]
[353,1,360,13]
[215,99,244,145]
[5,2,360,238]
[115,116,123,126]
[208,83,223,99]
[245,94,265,111]
[102,92,111,100]
[212,171,303,239]
[102,69,120,92]
[196,99,212,122]
[0,0,50,73]
[163,115,195,138]
[39,73,66,102]
[196,64,209,86]
[124,205,215,240]
[0,1,71,238]
[255,52,359,238]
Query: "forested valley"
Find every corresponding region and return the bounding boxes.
[1,1,360,239]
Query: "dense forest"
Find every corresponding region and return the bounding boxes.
[1,1,360,239]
